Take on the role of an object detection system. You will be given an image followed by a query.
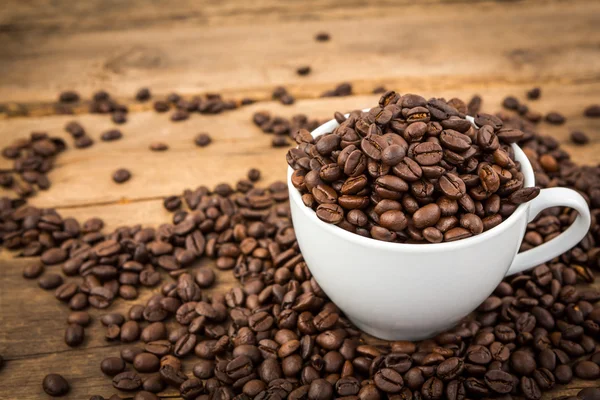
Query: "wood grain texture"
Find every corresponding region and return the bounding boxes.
[0,0,599,106]
[1,0,600,398]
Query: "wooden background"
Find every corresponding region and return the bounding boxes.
[0,0,599,398]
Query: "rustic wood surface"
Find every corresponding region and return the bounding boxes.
[0,0,599,398]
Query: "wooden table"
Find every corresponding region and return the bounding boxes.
[1,1,599,398]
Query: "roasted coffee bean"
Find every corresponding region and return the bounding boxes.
[555,364,573,384]
[67,311,91,326]
[113,371,142,391]
[520,376,541,400]
[43,373,70,396]
[134,352,160,373]
[101,357,126,376]
[23,263,45,279]
[484,370,514,394]
[574,360,600,379]
[195,133,212,147]
[150,142,169,151]
[101,129,123,141]
[545,112,565,125]
[374,368,404,393]
[113,168,131,183]
[65,324,85,347]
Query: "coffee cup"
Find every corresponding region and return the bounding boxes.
[287,114,591,340]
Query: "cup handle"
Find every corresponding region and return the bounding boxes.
[505,187,591,276]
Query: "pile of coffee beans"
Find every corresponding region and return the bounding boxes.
[287,91,541,243]
[1,89,600,400]
[252,111,321,148]
[0,132,66,198]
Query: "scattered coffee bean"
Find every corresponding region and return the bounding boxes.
[112,111,127,124]
[113,168,131,183]
[75,135,94,149]
[584,104,600,118]
[296,66,311,76]
[65,323,85,347]
[502,96,520,110]
[59,91,80,103]
[527,87,541,100]
[570,131,589,145]
[194,133,212,147]
[136,88,151,102]
[113,371,142,391]
[545,112,565,125]
[101,129,123,142]
[315,32,330,41]
[149,142,169,151]
[42,374,69,396]
[38,273,63,290]
[101,357,126,376]
[23,263,44,279]
[68,311,91,326]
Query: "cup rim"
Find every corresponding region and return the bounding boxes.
[287,112,536,253]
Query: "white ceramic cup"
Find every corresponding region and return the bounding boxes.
[287,114,591,341]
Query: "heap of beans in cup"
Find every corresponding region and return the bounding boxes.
[287,91,541,243]
[3,89,600,400]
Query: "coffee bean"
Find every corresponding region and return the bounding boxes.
[315,204,344,224]
[101,357,126,376]
[570,131,589,145]
[502,96,520,110]
[555,364,573,384]
[41,247,67,265]
[297,66,311,76]
[113,168,131,183]
[136,88,151,102]
[484,370,514,393]
[308,378,333,399]
[195,133,212,147]
[574,360,600,379]
[509,187,540,204]
[68,311,91,326]
[413,204,441,229]
[75,135,94,148]
[374,368,404,393]
[23,263,44,279]
[439,173,466,199]
[113,371,142,391]
[65,323,84,347]
[315,32,330,41]
[101,129,123,141]
[133,391,159,400]
[527,87,541,99]
[43,373,70,396]
[134,352,160,373]
[520,376,541,400]
[584,104,600,117]
[545,112,565,125]
[413,142,443,165]
[150,142,169,151]
[38,273,63,289]
[59,91,79,103]
[112,111,127,124]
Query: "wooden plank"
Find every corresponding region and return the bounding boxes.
[2,82,600,208]
[1,1,599,105]
[0,0,546,32]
